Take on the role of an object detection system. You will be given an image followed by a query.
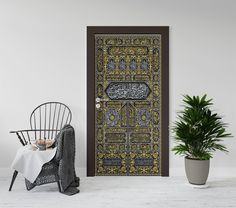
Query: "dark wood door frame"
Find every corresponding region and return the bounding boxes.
[87,26,169,176]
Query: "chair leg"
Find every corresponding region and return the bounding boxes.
[57,181,61,192]
[9,170,18,191]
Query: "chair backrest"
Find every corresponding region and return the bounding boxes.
[30,102,72,140]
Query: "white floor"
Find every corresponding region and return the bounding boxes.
[0,175,236,208]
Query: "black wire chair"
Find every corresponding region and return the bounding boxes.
[9,102,72,191]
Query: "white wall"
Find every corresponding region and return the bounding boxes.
[0,0,235,177]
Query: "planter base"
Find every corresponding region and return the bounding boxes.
[187,183,209,189]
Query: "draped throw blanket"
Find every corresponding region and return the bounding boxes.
[25,125,80,195]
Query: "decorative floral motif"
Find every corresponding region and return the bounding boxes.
[137,109,151,126]
[141,59,149,70]
[106,109,120,126]
[130,59,137,70]
[119,59,126,70]
[107,59,116,70]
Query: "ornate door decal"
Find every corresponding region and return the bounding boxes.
[87,27,169,176]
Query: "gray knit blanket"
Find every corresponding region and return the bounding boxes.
[25,125,80,195]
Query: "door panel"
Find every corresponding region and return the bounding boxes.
[87,27,169,176]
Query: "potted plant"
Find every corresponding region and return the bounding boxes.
[172,94,232,185]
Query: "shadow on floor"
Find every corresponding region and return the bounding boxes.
[209,178,236,188]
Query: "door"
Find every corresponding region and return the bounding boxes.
[87,27,169,176]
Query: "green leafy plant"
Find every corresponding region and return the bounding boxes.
[172,94,232,160]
